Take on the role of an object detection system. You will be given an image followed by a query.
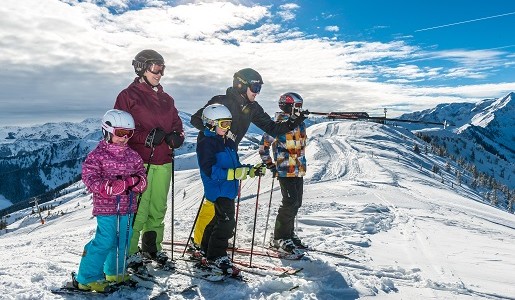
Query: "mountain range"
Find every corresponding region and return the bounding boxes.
[1,93,514,215]
[399,92,514,190]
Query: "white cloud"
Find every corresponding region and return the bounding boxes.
[325,25,339,32]
[277,3,299,21]
[0,0,514,126]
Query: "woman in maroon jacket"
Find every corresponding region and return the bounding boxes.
[114,49,184,271]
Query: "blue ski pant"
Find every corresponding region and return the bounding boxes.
[76,215,133,284]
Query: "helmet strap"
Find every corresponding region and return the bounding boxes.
[205,123,216,132]
[102,129,113,143]
[141,75,159,88]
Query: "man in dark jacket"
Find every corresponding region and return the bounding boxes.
[189,68,307,250]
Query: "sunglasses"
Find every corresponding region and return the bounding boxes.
[113,128,134,139]
[217,119,232,130]
[249,83,262,94]
[147,63,165,76]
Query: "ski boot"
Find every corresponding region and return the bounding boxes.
[126,252,148,274]
[142,250,175,271]
[72,273,111,293]
[292,234,308,249]
[271,238,304,259]
[208,255,241,276]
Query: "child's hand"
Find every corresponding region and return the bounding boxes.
[266,162,278,177]
[227,166,250,180]
[125,175,141,189]
[125,175,147,193]
[101,179,126,196]
[248,163,267,178]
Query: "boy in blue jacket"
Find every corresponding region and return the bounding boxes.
[196,104,265,275]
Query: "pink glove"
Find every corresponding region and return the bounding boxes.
[101,179,126,196]
[127,175,147,193]
[125,176,140,189]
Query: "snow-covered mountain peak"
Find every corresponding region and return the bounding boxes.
[469,92,513,129]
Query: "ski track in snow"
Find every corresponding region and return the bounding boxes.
[1,121,514,299]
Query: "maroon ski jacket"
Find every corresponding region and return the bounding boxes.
[114,78,183,165]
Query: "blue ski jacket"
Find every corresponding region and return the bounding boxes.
[197,129,242,202]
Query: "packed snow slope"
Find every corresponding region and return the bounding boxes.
[1,121,514,300]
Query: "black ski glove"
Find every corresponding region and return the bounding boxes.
[287,110,309,130]
[165,131,185,149]
[145,128,166,148]
[266,162,278,177]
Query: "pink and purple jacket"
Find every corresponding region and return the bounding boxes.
[82,140,147,216]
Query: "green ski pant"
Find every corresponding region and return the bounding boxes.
[129,163,171,255]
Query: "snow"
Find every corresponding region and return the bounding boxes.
[1,121,514,299]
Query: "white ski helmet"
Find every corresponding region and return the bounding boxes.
[202,104,232,129]
[102,109,135,141]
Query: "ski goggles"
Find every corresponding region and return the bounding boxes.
[112,128,134,139]
[249,83,262,94]
[283,97,303,107]
[147,63,165,76]
[217,119,232,130]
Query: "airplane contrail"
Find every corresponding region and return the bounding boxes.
[415,11,515,32]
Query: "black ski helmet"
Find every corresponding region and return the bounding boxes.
[233,68,264,94]
[132,49,165,76]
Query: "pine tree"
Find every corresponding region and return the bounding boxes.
[0,218,6,230]
[413,144,420,154]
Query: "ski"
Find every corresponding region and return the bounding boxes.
[131,257,247,283]
[303,248,360,262]
[51,281,113,297]
[233,246,305,260]
[162,245,303,276]
[51,278,140,297]
[130,272,199,299]
[164,241,304,260]
[231,258,303,277]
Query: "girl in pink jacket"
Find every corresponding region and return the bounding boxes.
[74,109,147,293]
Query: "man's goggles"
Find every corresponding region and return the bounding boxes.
[217,119,232,130]
[249,83,262,94]
[147,63,165,76]
[112,128,134,139]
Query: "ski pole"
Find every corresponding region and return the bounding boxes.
[182,196,205,257]
[231,181,242,261]
[115,194,121,283]
[249,175,262,267]
[262,177,275,248]
[122,191,133,280]
[170,148,175,261]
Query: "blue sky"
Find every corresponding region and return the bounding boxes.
[1,0,515,126]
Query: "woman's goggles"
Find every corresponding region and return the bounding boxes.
[217,119,232,130]
[112,128,134,139]
[147,63,165,76]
